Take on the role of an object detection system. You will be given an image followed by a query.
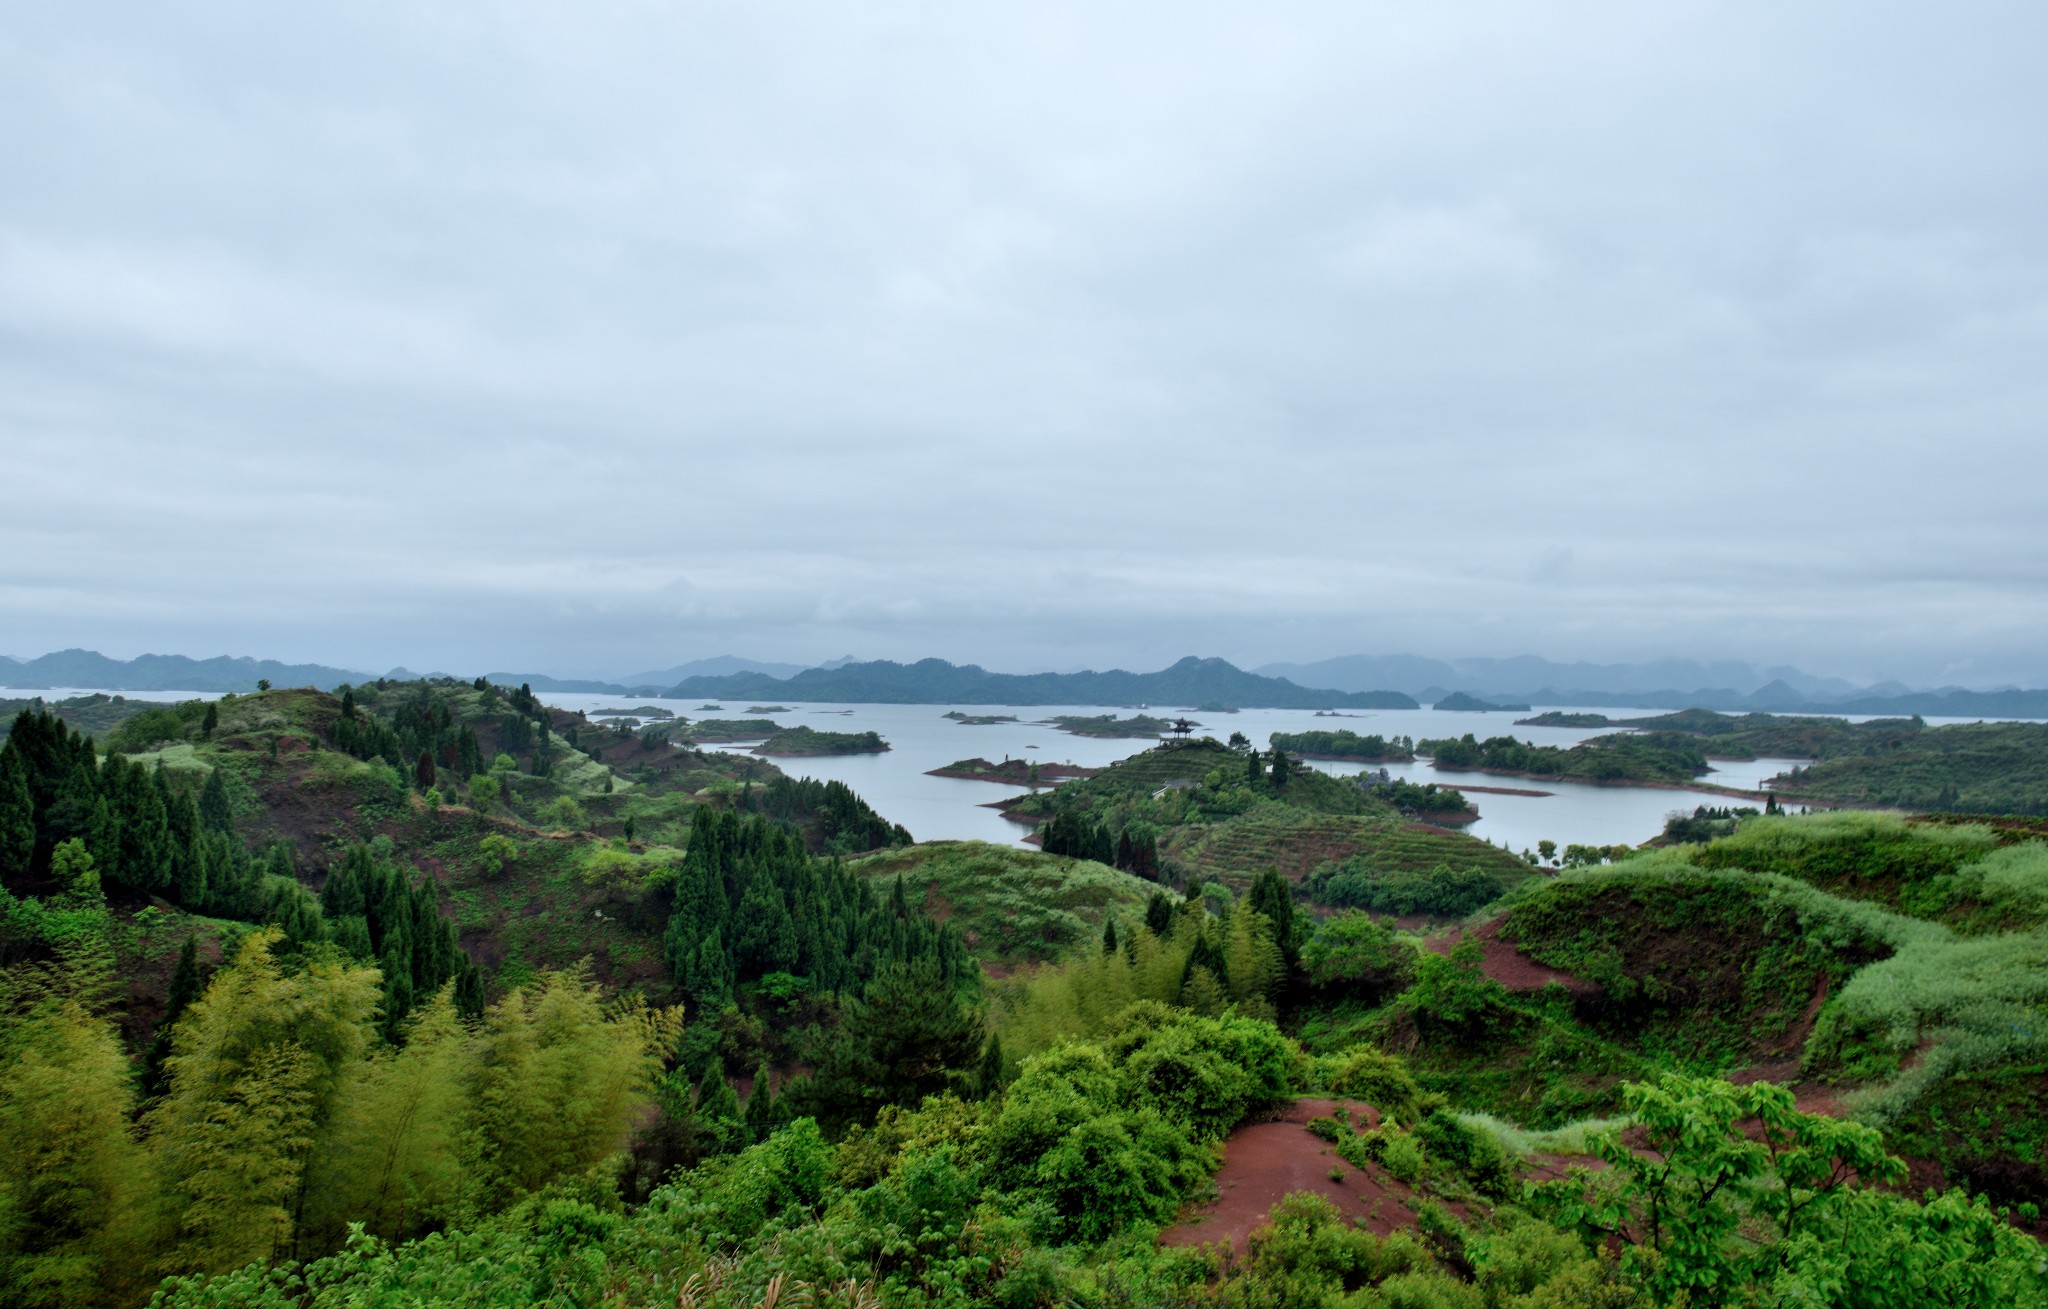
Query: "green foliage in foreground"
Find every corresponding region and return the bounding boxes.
[848,841,1157,966]
[138,1049,2046,1309]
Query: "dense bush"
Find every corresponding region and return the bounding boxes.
[1309,858,1506,917]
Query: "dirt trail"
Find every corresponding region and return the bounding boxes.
[1427,917,1598,996]
[1161,1098,1419,1252]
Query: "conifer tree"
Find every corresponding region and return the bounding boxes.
[1144,890,1175,937]
[0,750,33,880]
[1247,749,1263,786]
[977,1032,1007,1097]
[743,1059,776,1143]
[201,702,218,739]
[198,769,232,834]
[695,1066,743,1155]
[1102,916,1119,955]
[1270,748,1292,790]
[1248,866,1300,970]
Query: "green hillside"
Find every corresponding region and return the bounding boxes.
[849,841,1156,967]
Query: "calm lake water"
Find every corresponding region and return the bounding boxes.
[7,682,2018,857]
[527,694,1844,856]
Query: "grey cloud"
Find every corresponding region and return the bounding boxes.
[2,2,2045,687]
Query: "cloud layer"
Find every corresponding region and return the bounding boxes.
[3,2,2044,685]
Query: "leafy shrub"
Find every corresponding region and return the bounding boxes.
[1302,911,1418,997]
[1310,859,1506,917]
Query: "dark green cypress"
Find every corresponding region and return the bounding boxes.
[743,1059,776,1142]
[1144,890,1174,937]
[1101,917,1119,955]
[0,750,33,880]
[198,768,232,833]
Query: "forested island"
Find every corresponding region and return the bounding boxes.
[1046,713,1178,738]
[1268,728,1416,761]
[943,711,1020,724]
[751,726,890,756]
[1419,729,1712,784]
[1432,690,1532,712]
[682,717,781,742]
[924,756,1094,785]
[3,676,2044,1307]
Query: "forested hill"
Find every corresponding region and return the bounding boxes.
[1,648,370,692]
[663,655,1420,709]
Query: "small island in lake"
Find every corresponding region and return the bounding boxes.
[944,711,1021,725]
[1269,728,1415,762]
[745,705,793,713]
[925,756,1096,784]
[1046,713,1181,738]
[684,718,782,742]
[1433,691,1532,712]
[752,726,890,756]
[696,703,725,710]
[1515,711,1612,727]
[591,704,677,720]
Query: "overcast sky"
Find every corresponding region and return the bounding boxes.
[3,2,2044,686]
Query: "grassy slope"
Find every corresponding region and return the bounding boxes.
[848,840,1155,968]
[1164,803,1531,895]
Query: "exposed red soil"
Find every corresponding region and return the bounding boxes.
[1161,1098,1433,1252]
[1426,917,1599,996]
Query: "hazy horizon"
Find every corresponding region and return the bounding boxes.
[6,3,2045,687]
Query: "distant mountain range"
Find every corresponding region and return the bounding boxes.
[1255,654,2048,718]
[661,656,1420,709]
[0,648,372,693]
[8,647,2045,718]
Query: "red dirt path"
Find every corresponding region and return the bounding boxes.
[1161,1098,1422,1252]
[1426,917,1598,996]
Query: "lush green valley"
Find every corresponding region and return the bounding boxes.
[4,693,2044,1307]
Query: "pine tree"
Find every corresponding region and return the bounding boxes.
[1248,866,1300,970]
[1247,749,1263,786]
[198,769,232,834]
[694,1066,743,1155]
[414,750,435,793]
[201,701,218,739]
[743,1059,776,1142]
[339,687,356,721]
[1102,917,1119,955]
[977,1032,1007,1097]
[1270,748,1292,790]
[0,749,33,880]
[1144,890,1175,937]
